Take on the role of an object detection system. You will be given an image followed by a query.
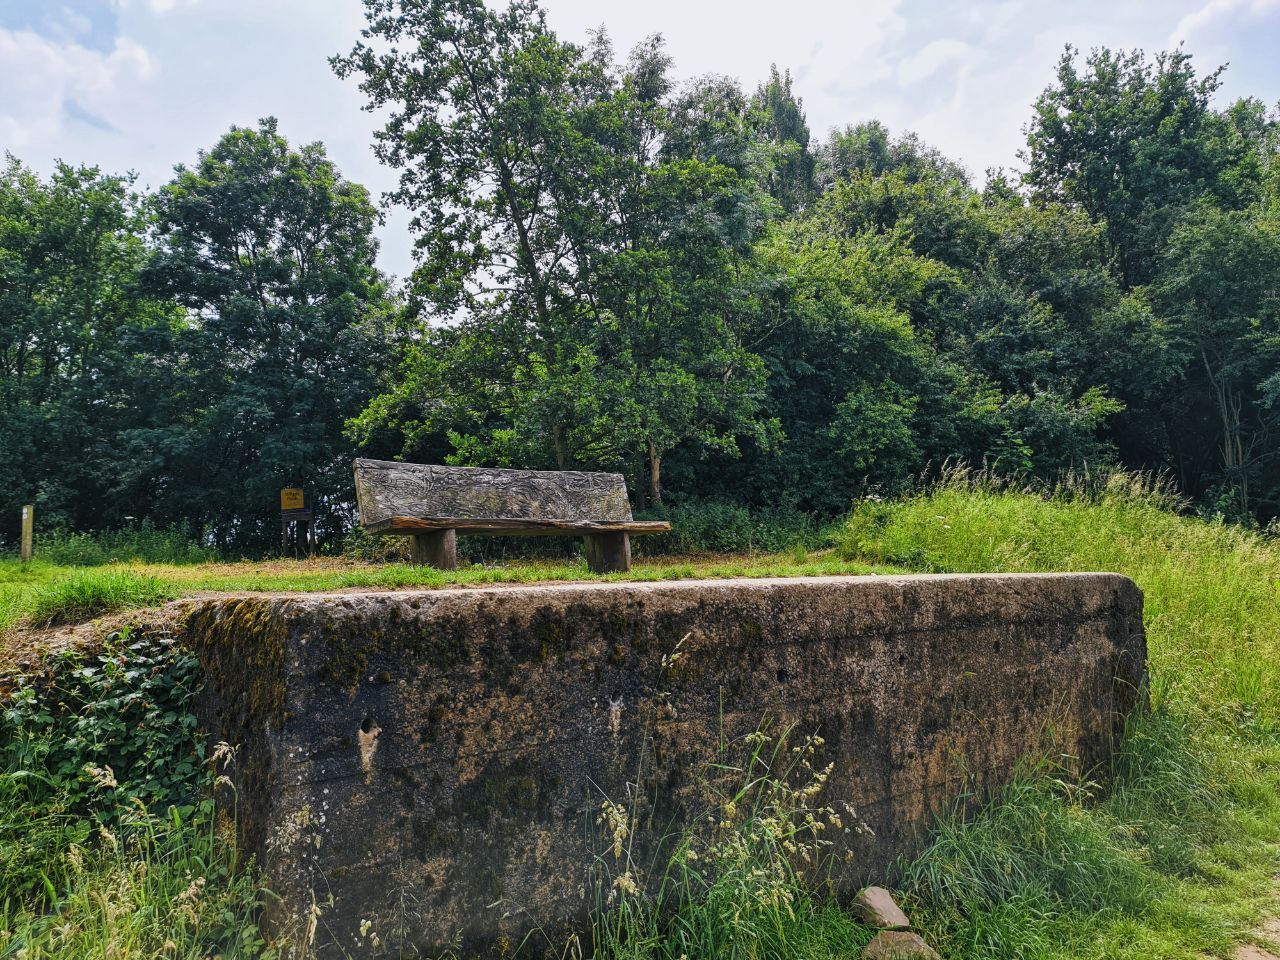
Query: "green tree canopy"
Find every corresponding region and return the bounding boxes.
[142,119,390,550]
[0,158,176,531]
[336,0,774,503]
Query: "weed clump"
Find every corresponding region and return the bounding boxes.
[588,726,875,960]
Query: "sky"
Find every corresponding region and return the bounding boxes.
[1,0,1278,280]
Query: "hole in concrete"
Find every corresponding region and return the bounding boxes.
[358,716,382,786]
[993,641,1002,653]
[777,668,790,683]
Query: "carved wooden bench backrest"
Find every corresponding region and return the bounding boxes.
[354,459,634,528]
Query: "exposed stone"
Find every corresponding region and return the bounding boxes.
[862,930,941,959]
[853,886,911,929]
[185,573,1146,958]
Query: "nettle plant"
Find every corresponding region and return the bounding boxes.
[2,628,206,816]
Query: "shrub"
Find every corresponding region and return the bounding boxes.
[0,629,275,957]
[1,629,206,902]
[637,499,827,555]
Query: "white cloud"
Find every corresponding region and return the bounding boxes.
[107,0,201,13]
[897,38,972,85]
[0,28,152,148]
[1169,0,1280,46]
[146,0,200,13]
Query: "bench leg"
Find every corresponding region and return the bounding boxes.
[411,529,457,569]
[583,532,630,574]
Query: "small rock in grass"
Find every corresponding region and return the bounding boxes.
[862,930,941,959]
[852,886,911,930]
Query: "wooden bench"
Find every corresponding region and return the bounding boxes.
[353,459,670,573]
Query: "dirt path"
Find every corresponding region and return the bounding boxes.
[1234,867,1280,960]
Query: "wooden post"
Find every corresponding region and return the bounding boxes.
[583,532,630,574]
[20,504,34,564]
[412,529,458,569]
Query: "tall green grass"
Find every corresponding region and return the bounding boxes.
[589,726,876,960]
[840,471,1280,721]
[0,803,273,960]
[838,472,1280,959]
[635,499,827,555]
[18,568,177,628]
[26,523,216,566]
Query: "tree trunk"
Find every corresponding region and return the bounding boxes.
[647,438,662,506]
[1203,350,1249,516]
[553,425,569,471]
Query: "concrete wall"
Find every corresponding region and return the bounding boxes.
[185,573,1145,958]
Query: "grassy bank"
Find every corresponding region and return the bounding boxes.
[836,475,1280,959]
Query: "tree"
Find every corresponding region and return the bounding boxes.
[337,1,773,503]
[0,158,175,534]
[750,65,816,213]
[1153,203,1280,518]
[143,119,388,551]
[1023,46,1260,287]
[816,120,969,191]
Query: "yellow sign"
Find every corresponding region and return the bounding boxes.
[280,488,306,511]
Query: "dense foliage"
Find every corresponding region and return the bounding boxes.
[1,123,393,554]
[3,3,1279,549]
[0,629,272,957]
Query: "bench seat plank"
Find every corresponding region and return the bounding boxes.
[366,516,671,536]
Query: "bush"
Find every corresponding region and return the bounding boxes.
[637,499,827,555]
[0,629,275,958]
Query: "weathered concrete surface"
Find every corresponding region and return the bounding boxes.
[186,574,1145,958]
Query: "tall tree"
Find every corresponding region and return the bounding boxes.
[816,120,969,191]
[0,158,174,534]
[143,119,388,550]
[1022,46,1256,287]
[750,65,816,213]
[337,1,772,503]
